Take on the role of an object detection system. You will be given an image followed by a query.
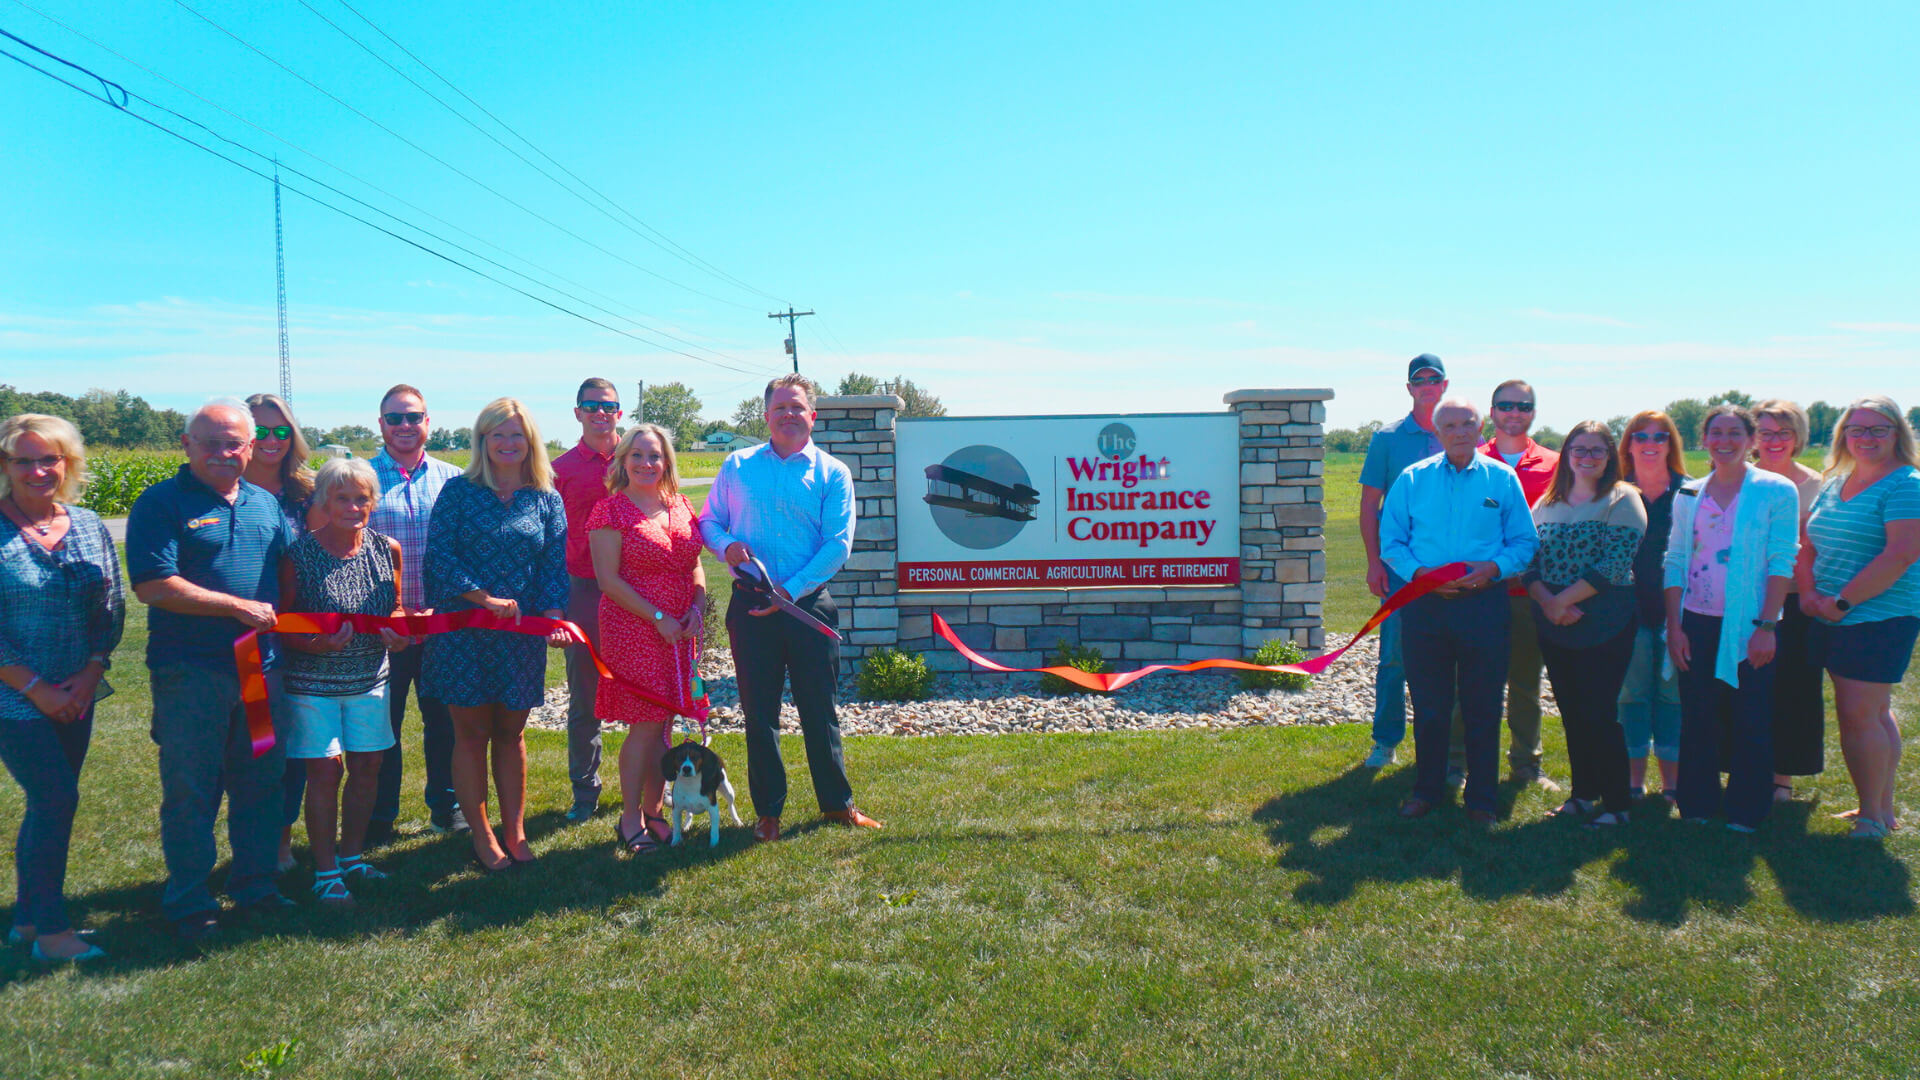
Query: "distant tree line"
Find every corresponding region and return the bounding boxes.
[0,385,189,448]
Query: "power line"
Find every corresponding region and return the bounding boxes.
[298,0,787,308]
[166,0,759,313]
[0,28,779,377]
[768,307,816,374]
[4,3,767,368]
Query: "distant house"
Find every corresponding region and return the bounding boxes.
[316,444,354,460]
[701,431,764,452]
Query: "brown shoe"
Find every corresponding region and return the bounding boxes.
[822,807,884,829]
[753,816,781,843]
[1397,796,1433,819]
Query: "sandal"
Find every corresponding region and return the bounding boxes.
[1583,811,1630,830]
[339,854,388,881]
[1548,798,1595,819]
[616,818,664,855]
[470,850,512,875]
[1850,818,1892,840]
[312,869,354,906]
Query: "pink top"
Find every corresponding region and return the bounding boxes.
[552,441,615,578]
[1683,488,1738,616]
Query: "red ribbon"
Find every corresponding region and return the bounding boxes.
[933,562,1473,692]
[235,609,708,758]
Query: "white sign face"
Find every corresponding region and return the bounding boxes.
[896,413,1241,590]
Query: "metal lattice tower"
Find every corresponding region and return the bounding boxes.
[273,162,292,403]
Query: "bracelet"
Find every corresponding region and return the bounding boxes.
[21,675,40,695]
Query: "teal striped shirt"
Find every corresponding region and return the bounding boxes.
[1806,466,1920,625]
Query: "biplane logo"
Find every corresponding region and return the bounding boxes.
[922,444,1038,550]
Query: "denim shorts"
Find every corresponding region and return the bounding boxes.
[283,686,395,759]
[1809,616,1920,685]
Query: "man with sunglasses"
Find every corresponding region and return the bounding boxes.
[1357,354,1449,769]
[366,384,465,839]
[1449,378,1562,791]
[126,400,299,939]
[551,377,624,822]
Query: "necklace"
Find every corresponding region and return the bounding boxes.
[6,495,58,536]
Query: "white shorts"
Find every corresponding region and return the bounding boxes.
[283,687,395,759]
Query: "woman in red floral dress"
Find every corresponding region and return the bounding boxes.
[587,423,707,853]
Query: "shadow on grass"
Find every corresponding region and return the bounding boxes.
[0,806,754,986]
[1254,766,1913,925]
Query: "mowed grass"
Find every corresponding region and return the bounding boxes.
[2,454,1916,1078]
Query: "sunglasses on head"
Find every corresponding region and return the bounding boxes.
[383,411,426,427]
[1491,401,1535,413]
[1630,431,1670,443]
[577,401,622,414]
[254,425,293,441]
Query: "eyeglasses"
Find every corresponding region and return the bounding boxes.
[254,425,293,441]
[382,411,427,427]
[1844,425,1894,440]
[1491,401,1535,413]
[1408,376,1445,387]
[191,438,248,454]
[1755,430,1797,444]
[1630,431,1670,444]
[577,401,622,414]
[7,455,62,469]
[1567,446,1610,460]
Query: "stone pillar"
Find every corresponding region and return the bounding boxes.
[813,394,903,665]
[1226,389,1333,653]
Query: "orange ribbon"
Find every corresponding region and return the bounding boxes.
[934,562,1473,692]
[235,609,708,758]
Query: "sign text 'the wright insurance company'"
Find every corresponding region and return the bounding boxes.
[895,413,1241,590]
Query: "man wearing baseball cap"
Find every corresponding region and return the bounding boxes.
[1356,354,1449,768]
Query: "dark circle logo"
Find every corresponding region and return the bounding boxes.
[1097,422,1136,460]
[922,444,1039,550]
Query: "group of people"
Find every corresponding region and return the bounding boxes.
[1361,355,1920,838]
[0,372,878,959]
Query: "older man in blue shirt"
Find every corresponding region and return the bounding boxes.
[701,373,881,841]
[1380,397,1539,822]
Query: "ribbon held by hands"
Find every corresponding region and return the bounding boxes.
[235,609,710,759]
[934,562,1473,693]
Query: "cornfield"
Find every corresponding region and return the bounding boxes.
[82,451,180,516]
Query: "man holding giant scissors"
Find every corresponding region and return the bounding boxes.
[700,373,881,840]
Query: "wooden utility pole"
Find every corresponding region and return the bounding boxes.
[767,307,815,373]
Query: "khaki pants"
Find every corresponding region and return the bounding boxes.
[1448,591,1544,776]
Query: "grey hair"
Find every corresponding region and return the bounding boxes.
[1434,396,1482,424]
[312,456,380,506]
[186,397,253,436]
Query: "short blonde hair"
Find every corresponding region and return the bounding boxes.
[312,457,380,507]
[1825,395,1920,479]
[0,413,88,504]
[762,372,818,409]
[465,397,554,492]
[1752,398,1811,457]
[606,423,680,497]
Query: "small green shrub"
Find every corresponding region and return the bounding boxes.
[859,648,935,701]
[1239,638,1311,691]
[1040,641,1113,695]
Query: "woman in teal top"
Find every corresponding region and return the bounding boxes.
[1798,396,1920,839]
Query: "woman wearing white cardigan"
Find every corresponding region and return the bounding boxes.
[1663,404,1800,833]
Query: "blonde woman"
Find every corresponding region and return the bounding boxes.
[1752,399,1826,801]
[0,414,123,961]
[423,399,570,872]
[588,424,707,854]
[1798,396,1920,838]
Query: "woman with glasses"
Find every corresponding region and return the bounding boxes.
[1617,411,1688,802]
[0,415,123,961]
[1797,397,1920,839]
[1751,400,1827,802]
[1525,422,1646,826]
[1663,405,1801,833]
[423,398,571,872]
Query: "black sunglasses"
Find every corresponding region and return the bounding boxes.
[1491,401,1535,413]
[1630,431,1671,443]
[577,401,622,414]
[1408,375,1445,387]
[254,425,293,441]
[383,411,426,427]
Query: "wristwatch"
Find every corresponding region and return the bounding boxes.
[652,609,667,623]
[1834,596,1853,614]
[1752,618,1777,632]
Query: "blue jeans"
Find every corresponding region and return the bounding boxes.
[150,665,289,922]
[1618,625,1681,761]
[1402,589,1510,813]
[1370,610,1408,747]
[0,707,92,935]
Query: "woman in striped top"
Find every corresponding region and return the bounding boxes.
[1797,396,1920,839]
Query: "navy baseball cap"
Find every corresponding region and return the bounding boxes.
[1408,354,1445,380]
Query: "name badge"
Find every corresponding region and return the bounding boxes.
[186,515,222,530]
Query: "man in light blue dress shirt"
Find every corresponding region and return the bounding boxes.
[700,374,882,840]
[1379,398,1539,823]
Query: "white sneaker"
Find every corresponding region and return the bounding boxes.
[1362,742,1397,769]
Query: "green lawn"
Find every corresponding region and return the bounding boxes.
[2,454,1915,1078]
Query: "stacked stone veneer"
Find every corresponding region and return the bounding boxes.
[815,389,1331,678]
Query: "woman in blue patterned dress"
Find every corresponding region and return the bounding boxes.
[423,399,570,872]
[0,414,123,962]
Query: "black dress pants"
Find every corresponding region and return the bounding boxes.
[727,588,852,819]
[1538,622,1636,814]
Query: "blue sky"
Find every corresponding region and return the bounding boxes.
[3,1,1916,440]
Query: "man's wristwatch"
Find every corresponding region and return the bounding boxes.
[1834,596,1853,614]
[1752,618,1777,632]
